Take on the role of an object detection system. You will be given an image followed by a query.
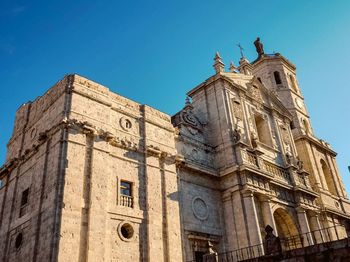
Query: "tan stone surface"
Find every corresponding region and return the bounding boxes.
[1,50,350,262]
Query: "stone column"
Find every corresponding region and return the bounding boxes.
[260,196,277,234]
[296,207,314,246]
[308,211,324,244]
[242,190,263,247]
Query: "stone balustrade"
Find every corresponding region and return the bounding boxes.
[120,195,133,208]
[241,150,292,186]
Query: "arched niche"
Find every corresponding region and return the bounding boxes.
[254,114,273,147]
[320,159,337,195]
[274,71,282,85]
[289,74,298,93]
[302,119,310,134]
[273,208,299,238]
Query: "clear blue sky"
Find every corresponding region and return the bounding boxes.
[1,1,349,191]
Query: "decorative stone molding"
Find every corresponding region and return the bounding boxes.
[146,145,162,157]
[192,196,209,220]
[117,221,136,242]
[119,116,133,131]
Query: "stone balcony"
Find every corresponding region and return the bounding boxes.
[240,149,319,207]
[119,195,133,208]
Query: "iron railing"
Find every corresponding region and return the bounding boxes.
[279,224,346,251]
[187,225,347,262]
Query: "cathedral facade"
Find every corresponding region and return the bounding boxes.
[0,40,350,262]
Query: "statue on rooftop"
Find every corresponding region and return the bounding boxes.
[254,37,265,57]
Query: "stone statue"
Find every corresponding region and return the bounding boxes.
[251,132,258,148]
[264,225,282,255]
[232,128,241,144]
[285,153,292,165]
[254,37,264,57]
[205,241,218,262]
[296,156,304,171]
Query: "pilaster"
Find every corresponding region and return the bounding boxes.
[242,190,263,246]
[296,207,313,246]
[308,211,324,244]
[260,196,276,233]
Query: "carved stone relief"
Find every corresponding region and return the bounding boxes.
[270,185,294,203]
[192,196,209,220]
[231,98,244,120]
[280,124,292,154]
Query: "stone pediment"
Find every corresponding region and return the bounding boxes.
[216,74,292,119]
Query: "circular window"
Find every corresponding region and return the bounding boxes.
[118,221,135,241]
[15,233,23,249]
[120,117,133,131]
[125,120,132,129]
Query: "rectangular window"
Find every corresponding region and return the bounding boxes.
[120,181,133,208]
[19,188,29,217]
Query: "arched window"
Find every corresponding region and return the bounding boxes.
[320,159,337,195]
[302,119,310,134]
[289,74,298,92]
[254,114,273,146]
[274,71,282,85]
[290,121,295,130]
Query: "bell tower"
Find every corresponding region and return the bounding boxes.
[249,38,350,225]
[250,42,312,138]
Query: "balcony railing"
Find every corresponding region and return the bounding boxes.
[119,195,133,208]
[196,225,347,262]
[279,224,347,251]
[261,160,291,184]
[241,150,259,168]
[241,150,292,186]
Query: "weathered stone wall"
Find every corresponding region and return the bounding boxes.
[0,76,70,262]
[2,49,350,262]
[56,75,182,262]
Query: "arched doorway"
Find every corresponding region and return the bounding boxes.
[273,208,299,238]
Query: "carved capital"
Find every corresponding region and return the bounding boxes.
[242,189,254,198]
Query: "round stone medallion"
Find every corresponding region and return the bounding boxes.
[119,117,133,131]
[192,196,209,220]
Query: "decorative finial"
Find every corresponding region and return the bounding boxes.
[237,43,245,59]
[213,52,225,73]
[229,61,237,73]
[254,37,264,58]
[185,96,191,106]
[238,57,252,75]
[215,51,221,60]
[184,96,193,110]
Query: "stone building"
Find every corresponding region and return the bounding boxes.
[0,39,350,262]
